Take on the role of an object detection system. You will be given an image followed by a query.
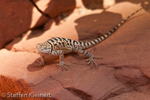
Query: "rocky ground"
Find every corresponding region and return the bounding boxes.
[0,0,150,100]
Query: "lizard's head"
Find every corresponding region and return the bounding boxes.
[36,42,52,54]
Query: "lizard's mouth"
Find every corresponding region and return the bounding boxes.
[35,47,40,54]
[35,49,46,56]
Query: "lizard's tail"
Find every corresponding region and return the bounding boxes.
[82,7,143,49]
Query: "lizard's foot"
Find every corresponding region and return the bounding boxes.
[86,56,103,68]
[56,61,69,71]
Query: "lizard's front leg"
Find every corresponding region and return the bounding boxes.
[56,53,69,70]
[77,49,102,68]
[52,50,69,70]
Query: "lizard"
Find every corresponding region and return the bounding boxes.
[36,7,143,70]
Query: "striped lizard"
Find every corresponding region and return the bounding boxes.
[36,8,143,70]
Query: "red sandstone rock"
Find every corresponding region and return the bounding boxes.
[0,75,54,100]
[107,91,150,100]
[0,0,83,49]
[1,1,150,100]
[82,0,103,9]
[34,0,75,17]
[0,0,48,49]
[114,67,150,86]
[44,19,56,30]
[0,0,34,48]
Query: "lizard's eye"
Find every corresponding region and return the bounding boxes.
[36,43,42,49]
[44,47,47,49]
[44,47,50,49]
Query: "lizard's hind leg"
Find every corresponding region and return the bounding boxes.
[77,50,103,68]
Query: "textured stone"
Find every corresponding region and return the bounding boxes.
[0,0,82,49]
[0,0,34,48]
[0,0,48,48]
[108,91,150,100]
[34,0,75,17]
[103,0,115,8]
[0,75,54,100]
[82,0,103,9]
[1,1,150,100]
[114,68,150,86]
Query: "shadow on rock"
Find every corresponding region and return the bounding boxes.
[27,57,45,72]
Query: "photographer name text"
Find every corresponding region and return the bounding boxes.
[1,92,51,98]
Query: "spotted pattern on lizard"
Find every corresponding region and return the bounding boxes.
[36,8,143,70]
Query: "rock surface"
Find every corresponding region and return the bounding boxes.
[0,0,82,49]
[1,1,150,100]
[0,0,34,48]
